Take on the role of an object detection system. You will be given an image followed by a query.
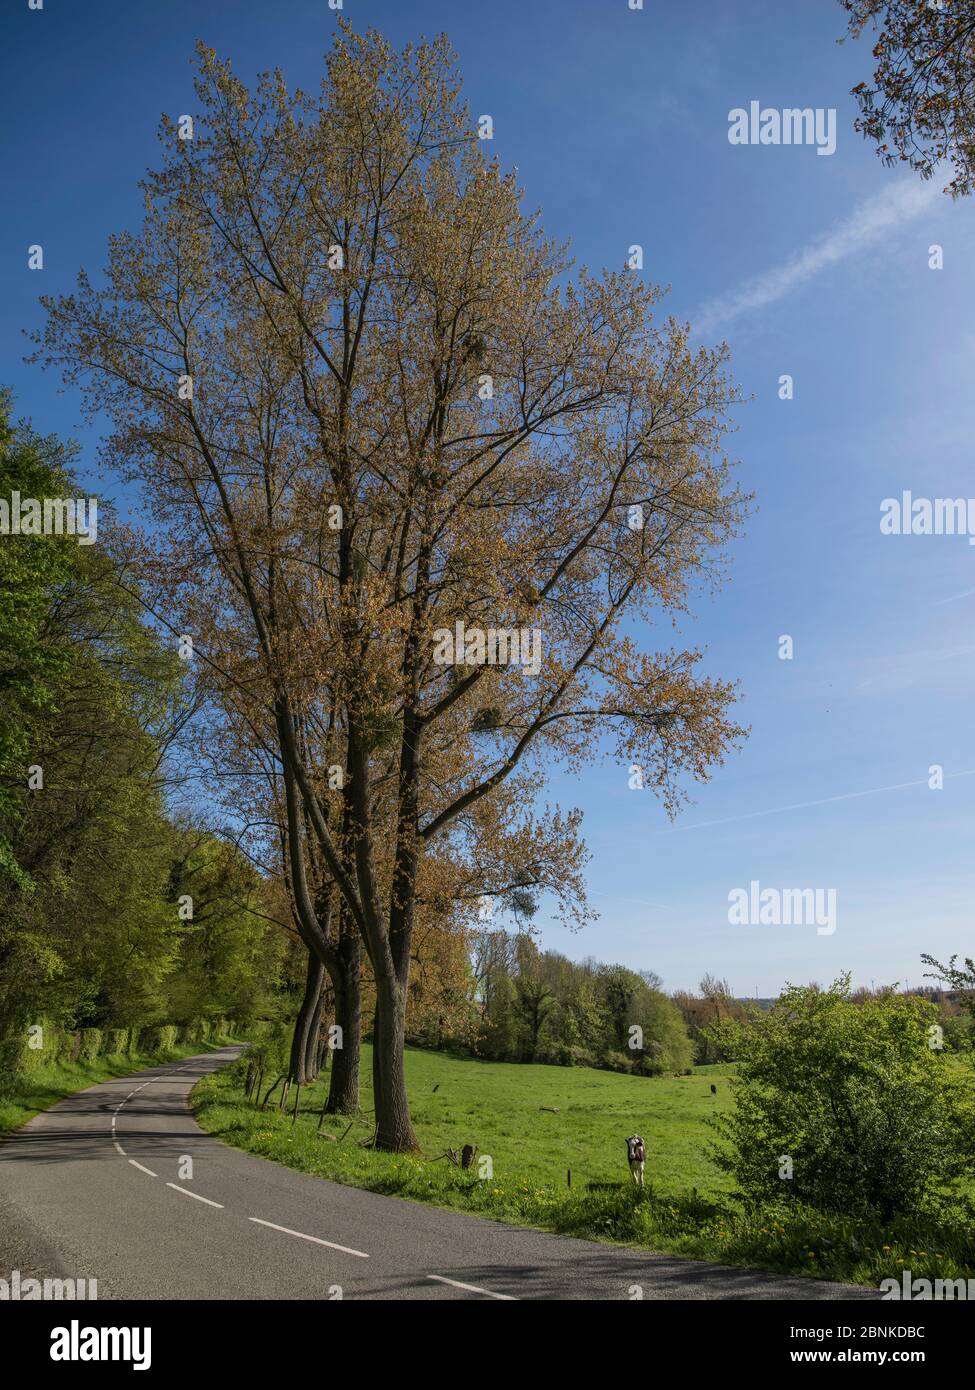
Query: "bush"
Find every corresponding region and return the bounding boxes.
[634,1053,664,1077]
[600,1050,633,1074]
[534,1040,574,1067]
[134,1025,177,1053]
[708,977,975,1222]
[103,1028,130,1055]
[56,1031,80,1063]
[78,1029,103,1061]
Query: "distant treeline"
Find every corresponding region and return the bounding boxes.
[405,932,975,1076]
[407,929,695,1073]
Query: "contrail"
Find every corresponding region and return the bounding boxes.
[694,179,941,336]
[935,587,975,606]
[662,769,975,834]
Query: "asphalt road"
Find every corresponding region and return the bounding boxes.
[0,1047,879,1301]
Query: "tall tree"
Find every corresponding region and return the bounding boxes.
[33,24,748,1149]
[841,0,975,195]
[0,395,75,891]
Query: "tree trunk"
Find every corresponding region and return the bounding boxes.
[289,952,325,1086]
[303,976,326,1082]
[373,974,418,1151]
[325,928,360,1114]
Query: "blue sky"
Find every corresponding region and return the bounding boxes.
[2,0,974,996]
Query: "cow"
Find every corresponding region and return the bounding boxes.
[626,1134,646,1186]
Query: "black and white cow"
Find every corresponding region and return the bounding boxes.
[626,1134,646,1186]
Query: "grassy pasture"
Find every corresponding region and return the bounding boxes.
[193,1045,975,1287]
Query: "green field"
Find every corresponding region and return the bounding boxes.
[309,1047,732,1194]
[193,1044,975,1287]
[195,1044,733,1204]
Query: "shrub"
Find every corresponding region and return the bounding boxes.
[78,1029,103,1061]
[708,976,975,1222]
[634,1054,664,1077]
[135,1025,176,1053]
[534,1040,574,1067]
[600,1050,633,1074]
[567,1044,596,1068]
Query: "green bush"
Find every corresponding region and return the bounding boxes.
[77,1029,103,1061]
[708,977,975,1222]
[634,1053,664,1077]
[600,1050,633,1074]
[55,1030,78,1063]
[103,1028,129,1055]
[534,1040,574,1067]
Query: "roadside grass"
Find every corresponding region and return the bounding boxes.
[193,1044,975,1288]
[0,1037,235,1136]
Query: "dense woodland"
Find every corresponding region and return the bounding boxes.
[0,398,291,1073]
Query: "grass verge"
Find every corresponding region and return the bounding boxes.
[192,1044,975,1288]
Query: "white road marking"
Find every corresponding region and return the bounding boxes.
[166,1183,223,1208]
[129,1160,157,1177]
[248,1217,369,1259]
[113,1141,126,1156]
[427,1274,516,1300]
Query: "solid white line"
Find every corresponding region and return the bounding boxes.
[247,1217,369,1259]
[129,1160,157,1177]
[166,1183,223,1209]
[427,1274,516,1300]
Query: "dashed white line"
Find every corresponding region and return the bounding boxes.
[166,1183,224,1208]
[247,1217,369,1258]
[129,1160,157,1177]
[113,1140,126,1156]
[427,1274,516,1300]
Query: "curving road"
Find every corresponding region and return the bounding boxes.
[0,1047,879,1301]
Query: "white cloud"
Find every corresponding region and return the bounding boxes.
[694,179,941,336]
